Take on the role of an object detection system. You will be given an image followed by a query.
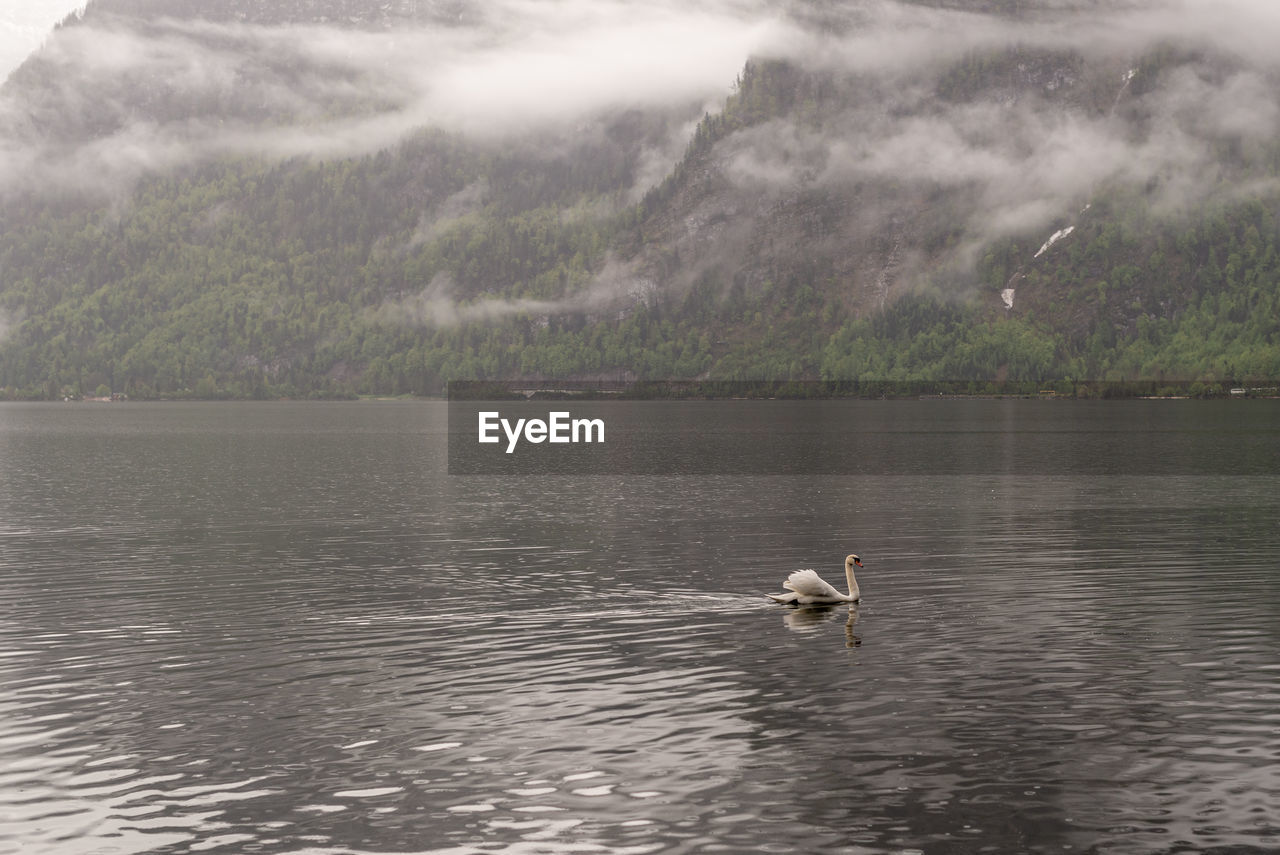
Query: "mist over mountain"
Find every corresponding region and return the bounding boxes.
[1,0,1278,397]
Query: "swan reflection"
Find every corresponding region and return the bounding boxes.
[781,604,861,647]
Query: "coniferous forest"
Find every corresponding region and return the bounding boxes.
[1,1,1278,399]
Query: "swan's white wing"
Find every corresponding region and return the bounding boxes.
[782,569,844,600]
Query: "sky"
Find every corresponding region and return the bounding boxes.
[0,1,83,83]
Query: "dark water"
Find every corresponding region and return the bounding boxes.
[448,397,1280,475]
[1,400,1278,855]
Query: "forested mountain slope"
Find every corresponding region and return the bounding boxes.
[1,0,1278,398]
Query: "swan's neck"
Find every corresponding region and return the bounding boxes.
[845,566,860,601]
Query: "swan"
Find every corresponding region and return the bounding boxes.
[767,554,862,604]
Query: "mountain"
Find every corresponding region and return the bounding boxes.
[1,0,1278,399]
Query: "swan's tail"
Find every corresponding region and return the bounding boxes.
[766,591,800,604]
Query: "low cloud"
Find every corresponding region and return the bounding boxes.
[707,0,1280,272]
[376,273,564,328]
[4,0,1280,301]
[375,256,655,328]
[0,0,798,195]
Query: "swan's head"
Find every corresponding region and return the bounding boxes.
[846,554,862,568]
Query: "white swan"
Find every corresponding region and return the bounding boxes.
[767,554,862,604]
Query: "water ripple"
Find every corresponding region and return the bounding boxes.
[3,404,1280,854]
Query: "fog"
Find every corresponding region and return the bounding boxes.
[5,1,1278,194]
[3,0,1279,320]
[0,1,84,82]
[0,0,797,194]
[374,259,655,328]
[727,1,1280,235]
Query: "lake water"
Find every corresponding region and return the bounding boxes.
[1,400,1278,855]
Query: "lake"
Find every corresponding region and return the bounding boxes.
[1,399,1278,855]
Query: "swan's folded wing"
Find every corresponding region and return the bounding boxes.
[781,569,843,600]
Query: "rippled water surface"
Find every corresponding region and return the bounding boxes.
[2,400,1279,855]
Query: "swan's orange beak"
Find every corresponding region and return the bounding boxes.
[854,558,862,567]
